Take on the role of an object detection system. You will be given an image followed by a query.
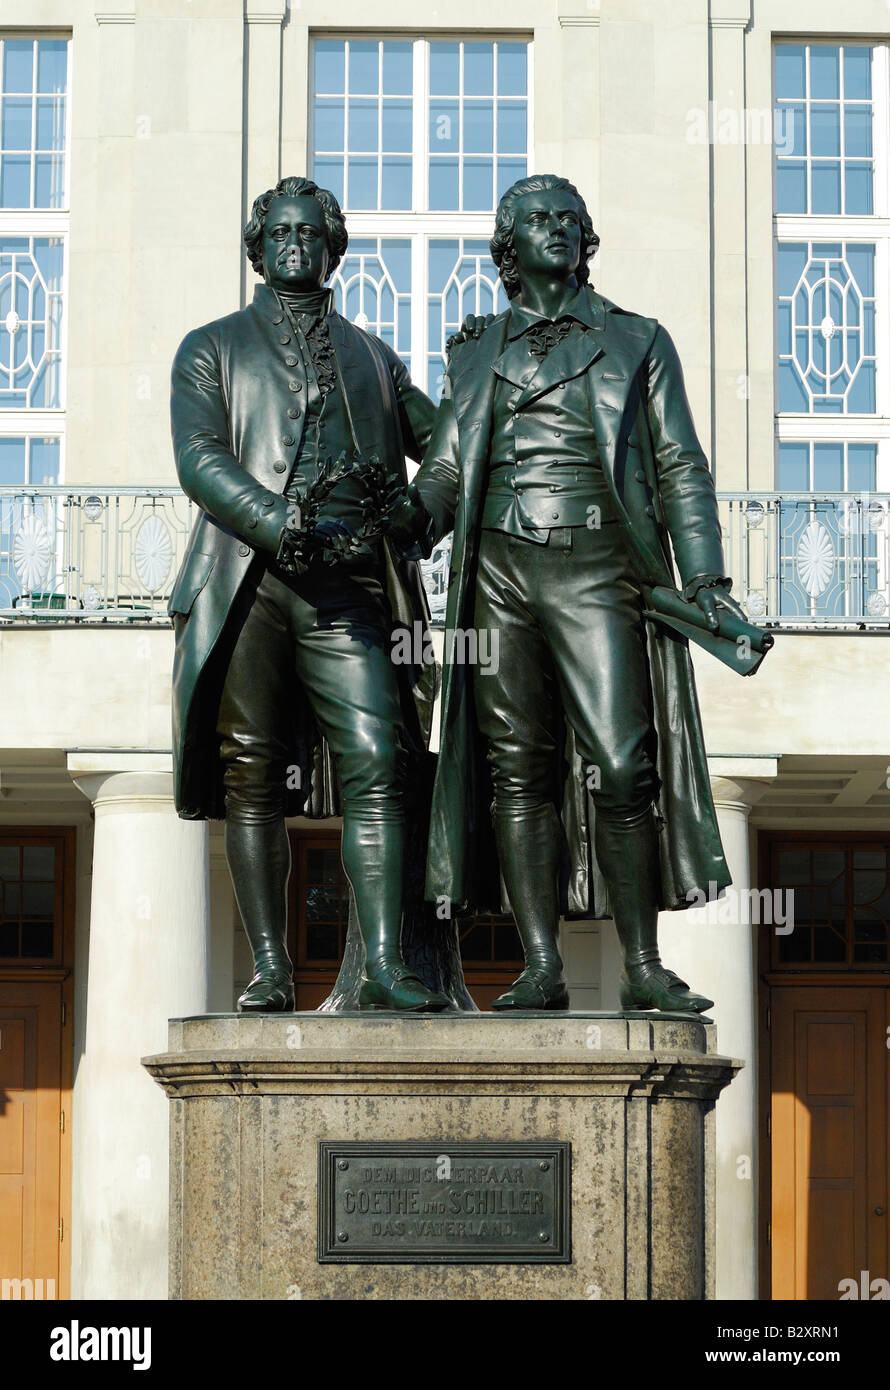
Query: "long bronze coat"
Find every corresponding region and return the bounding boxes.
[168,283,437,820]
[414,287,732,917]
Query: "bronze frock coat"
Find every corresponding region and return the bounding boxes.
[413,286,733,917]
[168,283,438,820]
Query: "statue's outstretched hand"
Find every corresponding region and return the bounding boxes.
[693,584,749,634]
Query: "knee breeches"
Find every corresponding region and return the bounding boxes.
[471,525,659,821]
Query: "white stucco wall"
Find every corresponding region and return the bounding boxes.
[4,0,890,1300]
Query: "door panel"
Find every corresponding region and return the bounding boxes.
[294,980,335,1012]
[771,987,887,1300]
[0,982,62,1294]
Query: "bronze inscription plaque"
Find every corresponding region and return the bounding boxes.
[318,1141,570,1263]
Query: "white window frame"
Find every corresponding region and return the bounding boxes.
[774,41,890,491]
[311,32,534,394]
[0,33,71,482]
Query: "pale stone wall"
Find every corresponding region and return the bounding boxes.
[5,624,890,758]
[4,0,890,1299]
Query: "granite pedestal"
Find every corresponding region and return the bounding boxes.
[143,1012,739,1300]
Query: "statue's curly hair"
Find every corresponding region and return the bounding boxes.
[490,174,599,299]
[243,176,348,278]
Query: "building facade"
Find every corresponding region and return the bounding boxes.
[1,0,889,1301]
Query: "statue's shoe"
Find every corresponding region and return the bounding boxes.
[491,967,569,1012]
[237,972,295,1013]
[620,962,713,1014]
[359,963,450,1013]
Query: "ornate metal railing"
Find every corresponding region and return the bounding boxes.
[0,485,455,626]
[0,486,887,627]
[720,492,890,627]
[421,538,450,625]
[0,487,195,621]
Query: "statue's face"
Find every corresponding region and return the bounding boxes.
[510,188,582,284]
[261,194,331,292]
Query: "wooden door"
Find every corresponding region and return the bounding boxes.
[770,986,888,1299]
[0,980,64,1297]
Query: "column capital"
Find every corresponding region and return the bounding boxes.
[709,776,767,811]
[708,755,778,811]
[67,753,175,815]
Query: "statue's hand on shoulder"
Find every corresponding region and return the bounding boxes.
[690,578,749,634]
[446,312,497,355]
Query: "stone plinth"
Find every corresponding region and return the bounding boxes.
[143,1013,739,1300]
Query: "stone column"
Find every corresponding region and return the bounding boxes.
[709,1,753,485]
[68,754,209,1300]
[656,758,775,1300]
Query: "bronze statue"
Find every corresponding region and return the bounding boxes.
[390,174,770,1013]
[168,176,453,1013]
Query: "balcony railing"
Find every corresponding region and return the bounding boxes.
[0,486,888,628]
[0,487,195,622]
[721,492,890,628]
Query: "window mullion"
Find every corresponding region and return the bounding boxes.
[492,41,498,209]
[410,41,425,391]
[63,37,73,209]
[343,39,351,211]
[872,45,890,219]
[526,38,535,174]
[412,39,426,214]
[58,224,70,419]
[410,232,426,394]
[875,236,890,418]
[839,44,847,215]
[458,41,464,213]
[30,38,37,208]
[377,41,383,212]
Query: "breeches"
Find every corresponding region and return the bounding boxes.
[216,562,407,824]
[472,525,659,819]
